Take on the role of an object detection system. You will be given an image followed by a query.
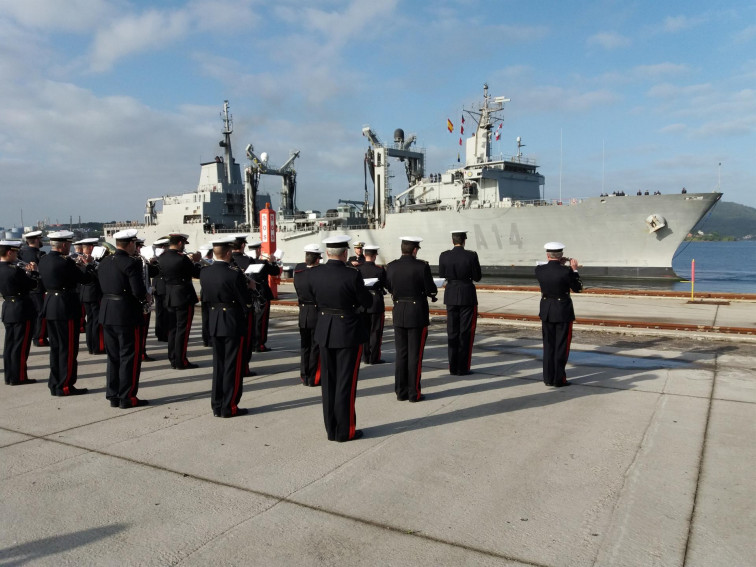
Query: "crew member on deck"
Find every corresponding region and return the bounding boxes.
[0,240,38,386]
[438,229,482,376]
[293,243,322,386]
[356,244,387,365]
[535,242,582,387]
[385,236,437,402]
[306,235,372,442]
[157,233,201,370]
[38,230,95,396]
[19,230,48,347]
[98,229,149,408]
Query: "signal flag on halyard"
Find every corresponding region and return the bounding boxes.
[461,115,465,124]
[460,125,464,135]
[459,137,462,145]
[447,118,454,133]
[495,130,501,141]
[457,152,460,162]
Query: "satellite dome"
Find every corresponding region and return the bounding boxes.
[260,152,269,163]
[394,129,405,144]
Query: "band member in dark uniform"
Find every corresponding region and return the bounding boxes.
[386,236,437,402]
[157,233,201,369]
[1,240,38,385]
[247,240,280,352]
[98,229,149,408]
[151,237,170,342]
[135,238,159,362]
[230,235,256,372]
[19,230,48,347]
[356,244,387,364]
[76,238,105,355]
[293,243,322,386]
[200,236,254,417]
[347,241,365,266]
[198,243,214,348]
[307,235,372,442]
[535,242,582,387]
[438,229,482,375]
[38,230,95,396]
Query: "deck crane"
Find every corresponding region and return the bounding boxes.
[244,144,300,228]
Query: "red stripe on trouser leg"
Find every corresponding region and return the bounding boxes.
[415,327,428,400]
[231,337,244,415]
[314,355,321,386]
[467,306,478,370]
[129,326,142,405]
[20,321,31,381]
[63,319,76,394]
[38,318,47,346]
[182,306,194,365]
[349,346,362,439]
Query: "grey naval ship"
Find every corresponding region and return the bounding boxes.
[105,89,722,279]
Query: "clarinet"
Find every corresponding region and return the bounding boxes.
[141,256,154,314]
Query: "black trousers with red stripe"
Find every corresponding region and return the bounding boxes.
[320,345,361,441]
[254,300,270,349]
[446,305,477,374]
[211,335,244,416]
[30,292,47,346]
[47,318,81,395]
[541,320,573,386]
[166,305,194,368]
[3,320,33,384]
[362,312,385,364]
[83,301,105,354]
[299,327,320,386]
[103,324,143,405]
[393,326,428,401]
[140,311,151,358]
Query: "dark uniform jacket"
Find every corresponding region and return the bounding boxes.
[97,249,148,327]
[293,262,319,329]
[39,251,94,320]
[385,255,438,327]
[438,246,482,305]
[18,245,45,293]
[199,261,250,337]
[347,253,365,266]
[157,249,200,307]
[231,251,251,272]
[535,260,583,323]
[0,262,37,322]
[356,261,387,314]
[308,259,372,348]
[79,266,103,303]
[249,258,281,301]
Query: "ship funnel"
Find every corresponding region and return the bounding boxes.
[394,129,405,145]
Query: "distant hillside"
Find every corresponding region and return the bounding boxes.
[691,201,756,240]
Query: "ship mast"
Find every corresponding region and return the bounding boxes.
[465,83,509,166]
[219,100,234,185]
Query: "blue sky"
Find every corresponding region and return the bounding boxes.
[1,0,754,229]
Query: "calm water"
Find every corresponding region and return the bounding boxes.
[484,241,755,294]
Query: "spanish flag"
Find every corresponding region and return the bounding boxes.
[447,118,454,133]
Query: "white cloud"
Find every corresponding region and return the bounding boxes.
[661,15,706,33]
[89,9,192,72]
[733,24,756,44]
[0,0,114,32]
[586,32,631,50]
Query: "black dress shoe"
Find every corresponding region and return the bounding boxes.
[372,359,387,364]
[142,354,155,362]
[10,378,37,385]
[177,362,199,370]
[244,369,256,377]
[256,345,272,353]
[337,429,363,442]
[456,370,474,376]
[555,380,572,387]
[221,407,249,418]
[109,399,120,408]
[213,409,221,417]
[396,394,409,401]
[66,386,89,396]
[409,394,426,403]
[120,398,149,408]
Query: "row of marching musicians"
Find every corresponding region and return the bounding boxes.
[1,228,582,442]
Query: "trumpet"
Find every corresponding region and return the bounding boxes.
[15,260,40,279]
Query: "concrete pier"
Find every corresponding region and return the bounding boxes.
[1,289,754,565]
